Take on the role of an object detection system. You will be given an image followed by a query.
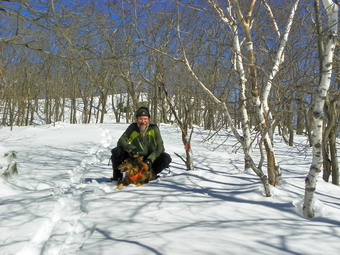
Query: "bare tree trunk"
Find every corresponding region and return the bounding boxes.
[305,106,314,146]
[329,127,339,185]
[322,97,339,185]
[9,99,14,130]
[44,96,51,124]
[261,0,300,137]
[166,1,272,196]
[208,0,253,171]
[54,98,61,123]
[70,97,77,124]
[160,81,194,170]
[303,0,338,218]
[88,96,94,123]
[60,98,65,123]
[100,91,108,124]
[112,95,123,123]
[182,127,194,170]
[296,90,305,135]
[82,96,89,124]
[285,103,294,146]
[233,0,282,186]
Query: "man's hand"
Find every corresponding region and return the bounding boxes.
[144,159,153,171]
[131,148,139,156]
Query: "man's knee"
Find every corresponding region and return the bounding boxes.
[111,147,121,159]
[153,152,172,174]
[112,146,129,160]
[162,152,172,167]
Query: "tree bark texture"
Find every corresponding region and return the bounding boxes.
[303,0,338,218]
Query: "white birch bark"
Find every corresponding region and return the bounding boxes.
[208,0,252,170]
[232,26,252,171]
[205,0,271,196]
[261,0,300,131]
[226,3,252,171]
[207,1,252,159]
[260,0,299,185]
[182,53,271,196]
[303,0,338,218]
[231,0,282,186]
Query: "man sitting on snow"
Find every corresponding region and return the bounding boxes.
[110,106,172,182]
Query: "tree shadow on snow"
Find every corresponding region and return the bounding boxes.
[84,177,112,183]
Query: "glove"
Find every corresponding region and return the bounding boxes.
[144,159,153,171]
[131,148,139,156]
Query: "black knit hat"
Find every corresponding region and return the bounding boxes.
[135,107,150,118]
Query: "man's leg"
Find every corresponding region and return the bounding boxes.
[111,147,129,181]
[152,152,172,175]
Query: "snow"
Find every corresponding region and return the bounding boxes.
[0,122,340,255]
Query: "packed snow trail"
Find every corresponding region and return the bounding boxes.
[13,124,114,255]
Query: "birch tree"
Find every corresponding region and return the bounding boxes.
[176,1,272,196]
[160,80,195,170]
[232,0,296,186]
[230,0,282,184]
[260,0,300,185]
[303,0,338,218]
[209,0,252,172]
[206,0,299,186]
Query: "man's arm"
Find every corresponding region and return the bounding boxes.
[117,124,138,153]
[147,126,165,162]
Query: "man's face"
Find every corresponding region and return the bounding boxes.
[137,116,150,130]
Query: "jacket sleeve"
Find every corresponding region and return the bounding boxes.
[147,125,165,162]
[117,124,137,153]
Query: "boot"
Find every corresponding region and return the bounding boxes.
[110,147,125,182]
[112,169,122,182]
[111,162,123,182]
[150,169,158,181]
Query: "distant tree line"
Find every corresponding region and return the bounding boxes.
[0,0,338,217]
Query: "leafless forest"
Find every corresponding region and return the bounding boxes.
[0,0,338,217]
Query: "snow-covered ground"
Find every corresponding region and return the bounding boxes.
[0,122,339,255]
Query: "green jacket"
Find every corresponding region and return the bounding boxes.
[117,123,165,163]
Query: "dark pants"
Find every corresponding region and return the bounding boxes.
[110,147,172,179]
